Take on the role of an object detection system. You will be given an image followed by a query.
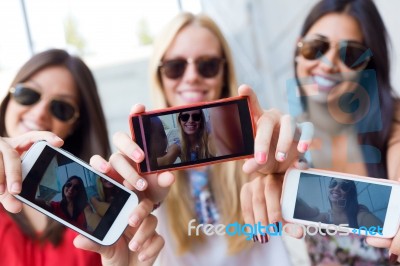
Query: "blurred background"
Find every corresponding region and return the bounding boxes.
[0,0,399,144]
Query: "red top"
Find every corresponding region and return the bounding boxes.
[0,206,101,266]
[50,201,87,230]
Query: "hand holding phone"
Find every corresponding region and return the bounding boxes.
[282,168,400,238]
[16,141,139,245]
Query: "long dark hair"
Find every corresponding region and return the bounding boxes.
[0,49,111,245]
[295,0,398,178]
[60,176,88,221]
[329,179,359,228]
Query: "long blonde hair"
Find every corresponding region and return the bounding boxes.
[150,12,249,254]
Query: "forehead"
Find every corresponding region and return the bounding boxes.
[164,24,222,58]
[305,13,364,42]
[69,179,80,184]
[26,66,78,98]
[182,110,202,115]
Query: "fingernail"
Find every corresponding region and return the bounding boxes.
[298,142,309,153]
[263,233,269,244]
[10,182,21,194]
[129,215,140,227]
[389,253,398,263]
[132,149,142,161]
[135,178,146,190]
[53,135,63,142]
[276,151,286,162]
[275,222,280,233]
[100,162,109,172]
[0,184,5,195]
[253,235,258,242]
[255,152,267,163]
[129,241,139,251]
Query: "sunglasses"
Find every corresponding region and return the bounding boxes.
[159,57,225,79]
[179,113,202,122]
[10,84,79,122]
[297,36,371,69]
[65,182,80,192]
[329,179,352,193]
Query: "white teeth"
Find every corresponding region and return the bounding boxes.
[314,76,337,88]
[180,91,205,100]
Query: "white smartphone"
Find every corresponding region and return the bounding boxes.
[282,168,400,238]
[15,141,138,245]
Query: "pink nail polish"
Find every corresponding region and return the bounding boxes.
[135,178,146,190]
[276,152,286,162]
[132,150,142,161]
[256,152,267,163]
[299,143,309,152]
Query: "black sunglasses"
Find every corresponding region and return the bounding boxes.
[179,113,202,122]
[297,36,371,70]
[65,182,80,192]
[10,84,79,122]
[329,179,352,193]
[159,56,225,79]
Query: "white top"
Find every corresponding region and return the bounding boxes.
[155,206,293,266]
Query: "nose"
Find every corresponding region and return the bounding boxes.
[319,46,340,73]
[28,99,52,122]
[182,62,201,82]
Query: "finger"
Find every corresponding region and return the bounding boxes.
[365,237,391,249]
[129,199,154,227]
[129,104,146,115]
[157,171,175,187]
[0,141,23,195]
[129,215,158,252]
[90,155,111,173]
[389,230,400,261]
[113,131,144,163]
[4,131,64,153]
[253,111,280,165]
[264,174,284,227]
[109,152,147,191]
[0,192,23,213]
[293,157,309,170]
[238,84,264,118]
[242,158,264,174]
[296,122,314,153]
[251,177,269,243]
[138,234,165,262]
[240,182,256,242]
[275,115,295,162]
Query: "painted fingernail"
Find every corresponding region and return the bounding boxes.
[256,152,267,163]
[0,184,5,195]
[275,222,280,233]
[53,135,63,142]
[263,233,269,244]
[298,142,309,153]
[10,182,21,194]
[253,235,257,242]
[129,241,140,251]
[389,253,398,263]
[276,151,286,162]
[135,178,146,190]
[100,162,109,172]
[132,149,142,161]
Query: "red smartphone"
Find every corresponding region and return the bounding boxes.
[129,96,255,174]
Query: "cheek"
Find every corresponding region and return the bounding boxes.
[4,101,25,136]
[51,121,75,139]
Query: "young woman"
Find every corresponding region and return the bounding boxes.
[0,49,164,265]
[244,0,400,264]
[96,12,313,266]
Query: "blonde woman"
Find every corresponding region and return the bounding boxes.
[96,13,312,265]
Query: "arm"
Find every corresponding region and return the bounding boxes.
[156,143,180,166]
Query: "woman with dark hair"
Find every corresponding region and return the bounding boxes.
[0,49,165,265]
[246,0,400,264]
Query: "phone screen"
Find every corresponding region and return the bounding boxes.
[19,145,130,241]
[131,98,254,173]
[293,172,390,229]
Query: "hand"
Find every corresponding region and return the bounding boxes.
[366,233,400,264]
[90,104,175,204]
[238,84,313,176]
[0,131,64,213]
[74,199,164,266]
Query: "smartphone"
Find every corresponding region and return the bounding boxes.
[16,141,138,245]
[129,96,255,174]
[282,168,400,238]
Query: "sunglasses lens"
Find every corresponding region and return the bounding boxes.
[339,42,370,69]
[197,58,222,78]
[340,182,351,193]
[50,100,77,122]
[329,180,337,189]
[11,85,41,105]
[300,39,330,60]
[180,114,190,122]
[161,60,187,79]
[192,113,202,121]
